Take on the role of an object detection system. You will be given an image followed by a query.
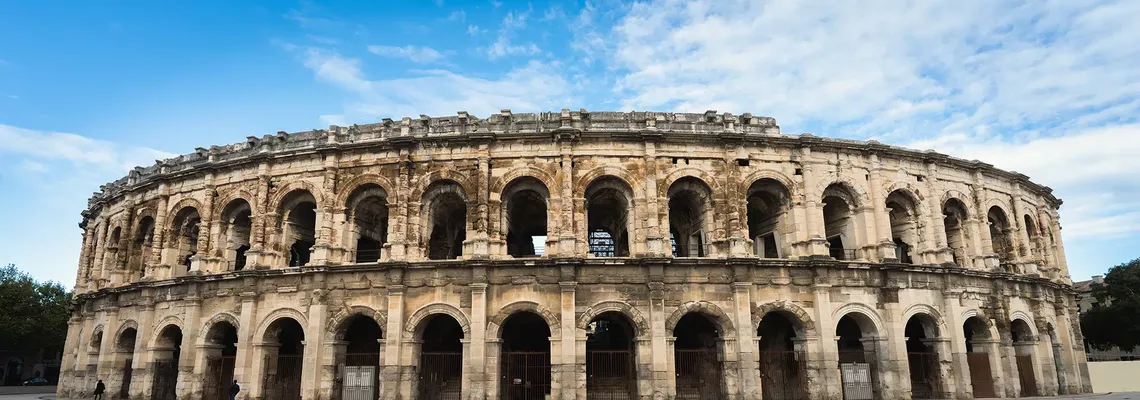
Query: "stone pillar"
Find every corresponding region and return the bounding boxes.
[130,297,155,399]
[923,163,953,264]
[469,281,488,400]
[809,280,839,399]
[382,284,406,400]
[177,293,202,399]
[799,161,830,257]
[245,166,271,268]
[97,308,120,393]
[646,271,670,400]
[557,148,577,255]
[1048,216,1071,283]
[940,291,971,399]
[193,181,216,273]
[233,291,259,399]
[304,290,329,400]
[311,162,338,265]
[642,145,666,256]
[731,281,759,400]
[1010,190,1031,259]
[867,164,894,262]
[560,282,578,400]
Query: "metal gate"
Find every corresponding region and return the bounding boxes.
[342,353,380,400]
[119,358,133,399]
[150,359,179,400]
[675,348,722,400]
[757,351,807,400]
[587,350,636,400]
[419,352,462,400]
[501,351,551,400]
[966,353,996,398]
[1016,354,1038,397]
[204,356,236,400]
[840,363,873,400]
[262,355,303,400]
[906,352,942,399]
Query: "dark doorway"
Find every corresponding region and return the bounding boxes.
[500,312,551,400]
[418,315,464,400]
[262,318,304,400]
[756,312,807,400]
[904,315,942,399]
[674,313,722,400]
[586,312,637,400]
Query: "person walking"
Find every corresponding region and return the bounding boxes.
[93,380,106,400]
[229,379,240,400]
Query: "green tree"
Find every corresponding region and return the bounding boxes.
[1081,257,1140,351]
[0,264,72,352]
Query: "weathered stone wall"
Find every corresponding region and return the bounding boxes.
[60,110,1086,400]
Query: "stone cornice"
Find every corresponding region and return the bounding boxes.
[80,109,1062,225]
[70,258,1078,305]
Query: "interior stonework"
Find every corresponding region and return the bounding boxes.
[60,110,1089,400]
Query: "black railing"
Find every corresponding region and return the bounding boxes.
[354,249,383,264]
[830,248,857,261]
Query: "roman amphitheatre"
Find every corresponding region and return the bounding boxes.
[60,109,1089,400]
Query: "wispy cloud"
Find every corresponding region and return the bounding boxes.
[0,124,172,173]
[447,10,466,23]
[367,45,446,63]
[486,9,541,59]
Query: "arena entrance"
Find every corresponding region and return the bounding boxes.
[500,311,552,400]
[963,316,997,398]
[262,318,305,400]
[338,315,382,400]
[585,312,638,400]
[1011,319,1039,397]
[203,321,238,400]
[674,313,723,400]
[904,315,943,399]
[756,311,807,400]
[836,314,878,400]
[151,325,182,400]
[115,327,138,399]
[416,314,464,400]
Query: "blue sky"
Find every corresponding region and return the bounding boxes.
[2,0,1138,287]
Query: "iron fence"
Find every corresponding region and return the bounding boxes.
[757,350,808,400]
[263,355,304,400]
[419,352,462,400]
[830,248,857,261]
[906,352,942,399]
[150,359,178,400]
[204,356,236,400]
[675,348,722,400]
[501,351,551,400]
[586,350,636,400]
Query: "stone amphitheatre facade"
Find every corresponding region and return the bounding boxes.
[60,110,1090,400]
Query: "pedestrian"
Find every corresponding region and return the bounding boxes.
[229,379,240,400]
[94,379,106,400]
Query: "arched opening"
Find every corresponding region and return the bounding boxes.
[417,314,464,400]
[586,177,633,257]
[835,313,879,400]
[500,311,552,400]
[218,200,253,271]
[904,315,943,399]
[204,321,239,400]
[756,311,807,400]
[746,179,790,258]
[1011,319,1039,396]
[963,316,997,398]
[262,317,305,400]
[152,325,183,400]
[87,329,103,375]
[424,181,467,260]
[943,199,970,267]
[279,191,318,267]
[170,207,202,272]
[886,190,921,264]
[338,315,383,400]
[822,184,860,261]
[503,177,549,257]
[585,311,638,400]
[115,327,137,398]
[987,206,1014,266]
[668,178,712,257]
[674,313,723,400]
[86,229,100,280]
[130,216,155,279]
[347,184,389,263]
[107,227,122,273]
[1024,214,1042,258]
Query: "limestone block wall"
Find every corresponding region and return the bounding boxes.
[59,110,1087,400]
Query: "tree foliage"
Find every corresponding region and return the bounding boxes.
[0,264,71,353]
[1081,257,1140,352]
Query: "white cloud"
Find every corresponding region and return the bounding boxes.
[18,160,46,173]
[298,49,572,122]
[447,10,466,23]
[367,45,445,63]
[0,124,172,173]
[467,25,485,35]
[485,9,541,59]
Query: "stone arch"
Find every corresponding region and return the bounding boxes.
[665,301,736,336]
[491,166,559,198]
[214,188,255,222]
[575,166,639,195]
[832,303,886,336]
[902,304,946,338]
[752,300,816,337]
[488,301,562,339]
[817,179,867,209]
[885,184,928,217]
[325,305,387,342]
[411,169,475,201]
[131,208,157,237]
[336,173,397,209]
[403,303,472,339]
[961,309,995,340]
[114,320,139,343]
[661,167,723,198]
[165,198,203,230]
[1010,311,1038,336]
[940,190,975,217]
[89,324,106,349]
[114,321,139,353]
[576,300,651,338]
[270,179,325,211]
[984,198,1015,220]
[739,169,798,200]
[256,308,309,343]
[148,316,184,348]
[197,312,241,345]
